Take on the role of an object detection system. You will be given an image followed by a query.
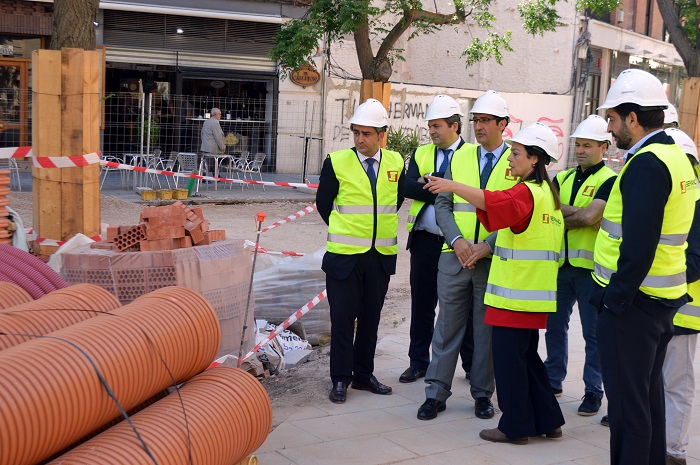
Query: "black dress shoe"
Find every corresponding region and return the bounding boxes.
[351,376,392,395]
[475,397,495,419]
[417,398,446,420]
[328,382,347,404]
[399,366,427,383]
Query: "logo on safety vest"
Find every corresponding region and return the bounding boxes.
[582,185,595,197]
[505,168,517,181]
[387,170,399,182]
[542,214,550,224]
[680,179,695,194]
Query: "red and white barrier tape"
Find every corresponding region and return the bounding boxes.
[0,146,319,189]
[243,240,306,257]
[260,203,317,233]
[239,289,327,364]
[24,228,101,247]
[0,146,32,159]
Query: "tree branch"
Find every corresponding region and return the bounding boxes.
[354,22,375,80]
[656,0,698,74]
[375,7,466,61]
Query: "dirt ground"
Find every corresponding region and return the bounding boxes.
[8,192,413,428]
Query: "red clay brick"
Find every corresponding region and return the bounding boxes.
[106,226,120,242]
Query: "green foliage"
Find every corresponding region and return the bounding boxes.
[138,115,159,146]
[675,0,699,44]
[518,0,565,36]
[577,0,620,16]
[386,127,420,163]
[462,31,514,66]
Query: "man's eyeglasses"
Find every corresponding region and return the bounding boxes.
[470,117,498,124]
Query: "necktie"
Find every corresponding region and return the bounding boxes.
[438,149,453,173]
[366,157,377,191]
[480,152,494,189]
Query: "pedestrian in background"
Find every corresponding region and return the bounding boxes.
[200,107,226,156]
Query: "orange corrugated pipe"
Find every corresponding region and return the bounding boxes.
[0,283,122,350]
[0,285,221,465]
[0,282,33,309]
[48,366,272,465]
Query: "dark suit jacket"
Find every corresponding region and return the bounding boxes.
[590,130,693,315]
[404,138,467,249]
[316,147,406,280]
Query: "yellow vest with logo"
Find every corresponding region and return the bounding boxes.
[485,181,564,312]
[327,148,404,256]
[675,191,700,330]
[406,144,438,233]
[592,142,696,299]
[444,145,518,252]
[556,166,616,269]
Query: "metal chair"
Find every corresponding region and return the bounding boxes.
[175,152,207,191]
[100,154,127,190]
[242,152,266,191]
[0,158,22,191]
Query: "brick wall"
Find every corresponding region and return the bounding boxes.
[0,0,53,36]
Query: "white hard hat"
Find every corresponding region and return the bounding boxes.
[666,128,698,161]
[348,98,388,128]
[598,69,669,110]
[425,94,464,121]
[469,90,509,119]
[664,103,679,125]
[570,115,612,145]
[505,122,559,165]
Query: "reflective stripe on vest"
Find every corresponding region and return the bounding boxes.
[675,194,700,330]
[486,283,557,303]
[556,166,616,269]
[484,181,564,313]
[600,218,687,245]
[593,142,695,299]
[443,145,518,253]
[334,204,398,215]
[326,148,404,256]
[406,145,439,232]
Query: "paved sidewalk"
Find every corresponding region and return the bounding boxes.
[257,310,700,465]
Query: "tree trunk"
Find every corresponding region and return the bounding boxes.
[50,0,99,50]
[656,0,700,77]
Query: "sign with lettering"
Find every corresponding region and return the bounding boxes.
[0,45,13,56]
[290,63,321,87]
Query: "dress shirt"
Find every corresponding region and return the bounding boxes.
[479,143,507,172]
[415,139,462,236]
[358,149,381,177]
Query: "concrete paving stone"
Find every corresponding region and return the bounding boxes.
[381,417,494,456]
[550,455,610,465]
[314,388,416,416]
[383,446,511,465]
[560,424,611,451]
[283,348,313,368]
[382,398,489,426]
[257,421,324,454]
[475,435,607,465]
[290,407,415,441]
[277,434,417,465]
[255,450,299,465]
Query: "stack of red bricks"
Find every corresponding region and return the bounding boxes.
[0,170,12,245]
[99,201,227,252]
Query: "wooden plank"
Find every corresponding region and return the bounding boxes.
[679,77,700,145]
[381,82,392,112]
[372,80,383,103]
[81,50,101,234]
[360,79,373,103]
[31,49,62,257]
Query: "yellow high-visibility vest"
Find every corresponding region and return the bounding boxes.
[556,166,616,269]
[593,143,696,299]
[326,148,404,255]
[485,180,564,312]
[444,145,518,251]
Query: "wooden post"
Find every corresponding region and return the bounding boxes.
[32,48,101,258]
[360,79,392,148]
[679,77,700,147]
